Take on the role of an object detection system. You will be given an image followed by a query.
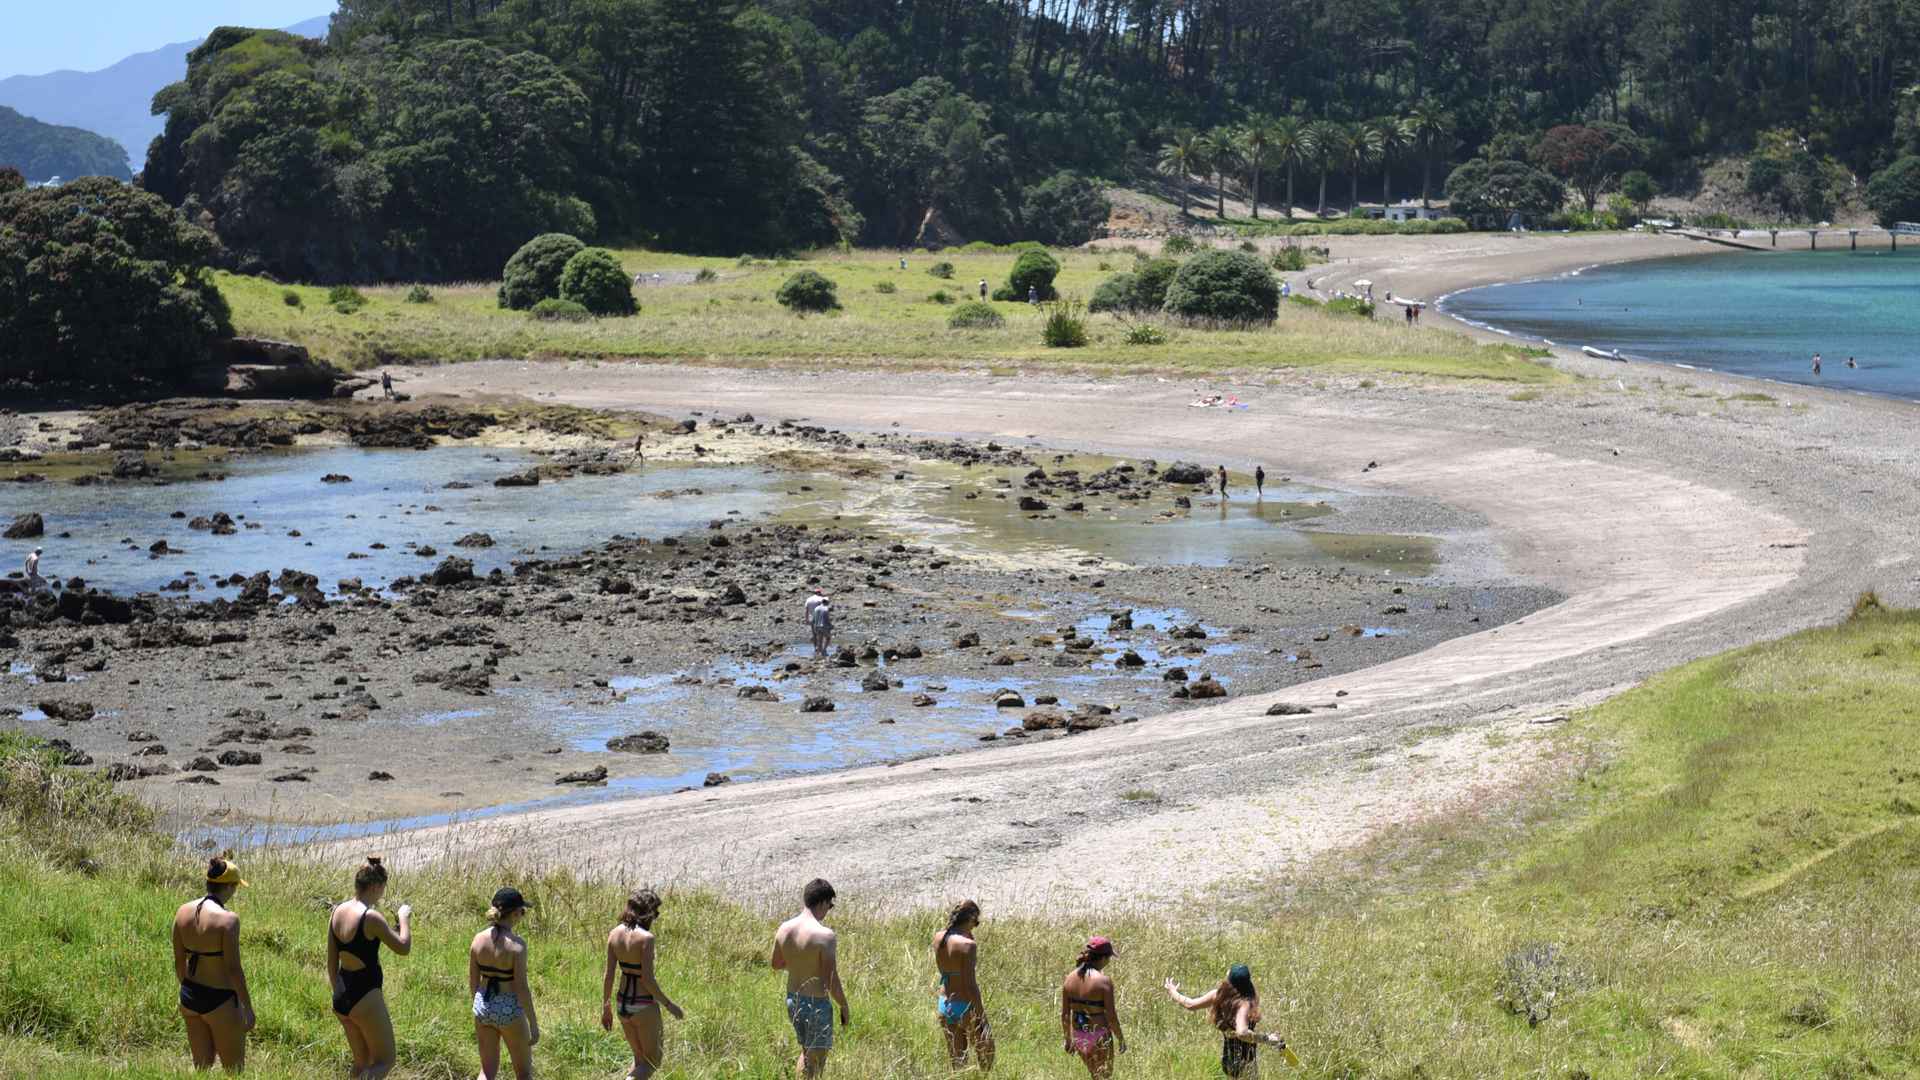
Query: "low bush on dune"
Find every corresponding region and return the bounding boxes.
[529,297,591,321]
[1040,296,1089,347]
[947,301,1004,329]
[1162,250,1279,324]
[776,269,841,312]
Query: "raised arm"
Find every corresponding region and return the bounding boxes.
[1164,978,1218,1011]
[369,905,412,955]
[224,915,255,1031]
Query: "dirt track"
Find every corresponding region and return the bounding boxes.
[348,345,1920,912]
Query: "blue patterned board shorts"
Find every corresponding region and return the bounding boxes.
[786,992,833,1050]
[473,989,525,1028]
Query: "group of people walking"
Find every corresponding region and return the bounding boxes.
[172,863,1294,1078]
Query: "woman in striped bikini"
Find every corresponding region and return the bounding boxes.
[602,888,685,1080]
[1060,936,1125,1077]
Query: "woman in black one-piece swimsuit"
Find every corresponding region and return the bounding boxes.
[327,856,413,1080]
[172,855,253,1071]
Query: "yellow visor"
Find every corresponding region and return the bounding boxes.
[207,862,249,888]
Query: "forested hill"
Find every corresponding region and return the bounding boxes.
[0,107,130,183]
[142,0,1920,283]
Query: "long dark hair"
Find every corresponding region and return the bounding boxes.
[620,888,661,930]
[1211,970,1261,1032]
[938,899,979,948]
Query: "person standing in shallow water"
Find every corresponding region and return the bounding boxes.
[772,879,849,1079]
[1254,466,1265,497]
[173,855,253,1072]
[1812,352,1823,375]
[1218,465,1229,499]
[1061,937,1124,1078]
[328,856,412,1080]
[933,900,993,1071]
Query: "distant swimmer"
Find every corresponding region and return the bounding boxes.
[1847,356,1858,369]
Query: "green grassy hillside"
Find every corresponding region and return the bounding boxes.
[221,246,1560,384]
[5,601,1918,1077]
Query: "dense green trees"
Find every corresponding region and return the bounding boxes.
[1020,172,1110,246]
[0,178,231,383]
[0,107,131,183]
[1164,251,1280,324]
[1446,160,1569,224]
[1533,124,1648,212]
[1867,157,1920,226]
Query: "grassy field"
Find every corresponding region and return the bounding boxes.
[7,600,1919,1078]
[221,245,1562,383]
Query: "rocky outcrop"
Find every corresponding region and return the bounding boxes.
[4,513,43,539]
[607,731,670,754]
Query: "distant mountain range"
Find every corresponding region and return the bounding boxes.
[0,14,330,173]
[0,105,131,182]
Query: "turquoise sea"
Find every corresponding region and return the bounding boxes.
[1442,249,1920,398]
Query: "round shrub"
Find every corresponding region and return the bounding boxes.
[874,281,898,294]
[1130,258,1179,311]
[776,269,841,312]
[559,248,637,316]
[996,249,1059,302]
[1868,156,1920,228]
[529,298,592,322]
[1089,273,1138,313]
[927,290,956,305]
[499,233,585,310]
[404,285,433,303]
[948,302,1005,329]
[1162,235,1199,256]
[326,284,367,312]
[1162,250,1280,324]
[928,261,956,279]
[282,289,302,307]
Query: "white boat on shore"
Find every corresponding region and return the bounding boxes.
[1582,345,1625,361]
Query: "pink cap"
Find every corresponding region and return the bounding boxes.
[1086,936,1116,957]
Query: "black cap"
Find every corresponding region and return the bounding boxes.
[492,886,533,915]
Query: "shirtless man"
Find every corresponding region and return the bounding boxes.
[24,547,44,590]
[772,879,849,1078]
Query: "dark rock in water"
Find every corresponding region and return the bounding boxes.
[1265,703,1312,716]
[831,647,858,668]
[801,696,836,713]
[3,513,43,539]
[1034,693,1059,705]
[112,453,158,479]
[607,731,670,754]
[1018,496,1049,511]
[557,765,609,785]
[1111,610,1134,631]
[1162,461,1209,484]
[321,474,352,484]
[135,743,168,756]
[1162,667,1188,682]
[737,685,777,702]
[414,545,438,557]
[38,700,95,724]
[993,688,1025,708]
[369,771,394,781]
[884,642,924,660]
[954,631,980,649]
[443,481,473,490]
[989,653,1016,666]
[428,557,476,587]
[720,582,748,605]
[1172,623,1208,640]
[1173,496,1192,509]
[671,418,697,434]
[494,470,541,488]
[1188,676,1227,699]
[1023,709,1067,731]
[148,540,174,554]
[454,532,496,548]
[185,757,221,772]
[1116,650,1146,667]
[600,576,634,595]
[217,750,263,766]
[911,693,936,707]
[703,772,731,787]
[860,670,890,692]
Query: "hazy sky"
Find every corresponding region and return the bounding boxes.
[1,2,332,79]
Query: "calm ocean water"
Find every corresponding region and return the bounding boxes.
[1443,249,1920,398]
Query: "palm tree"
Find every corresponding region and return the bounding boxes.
[1305,119,1341,217]
[1197,127,1239,219]
[1268,117,1309,220]
[1407,101,1455,210]
[1236,115,1277,219]
[1372,116,1414,209]
[1157,129,1202,216]
[1338,121,1385,215]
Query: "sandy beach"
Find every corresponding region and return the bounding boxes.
[337,222,1920,911]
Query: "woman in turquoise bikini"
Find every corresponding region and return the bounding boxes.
[1061,937,1124,1077]
[932,899,993,1071]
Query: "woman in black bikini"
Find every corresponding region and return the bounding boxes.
[1060,937,1124,1078]
[601,888,684,1080]
[327,856,412,1080]
[172,854,253,1071]
[1166,965,1292,1076]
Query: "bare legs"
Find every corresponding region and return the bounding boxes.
[475,1016,534,1080]
[181,1002,247,1072]
[339,989,396,1079]
[618,1006,664,1080]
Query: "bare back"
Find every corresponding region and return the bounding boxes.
[609,923,654,973]
[1062,968,1115,1026]
[469,925,526,977]
[173,898,236,989]
[773,913,836,997]
[933,930,979,1002]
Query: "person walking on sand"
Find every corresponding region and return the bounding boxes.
[933,900,993,1072]
[328,856,412,1080]
[1217,465,1229,499]
[1254,466,1265,497]
[1165,965,1296,1077]
[603,889,685,1080]
[772,879,849,1079]
[470,887,539,1080]
[1061,937,1124,1078]
[173,854,254,1072]
[380,370,394,400]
